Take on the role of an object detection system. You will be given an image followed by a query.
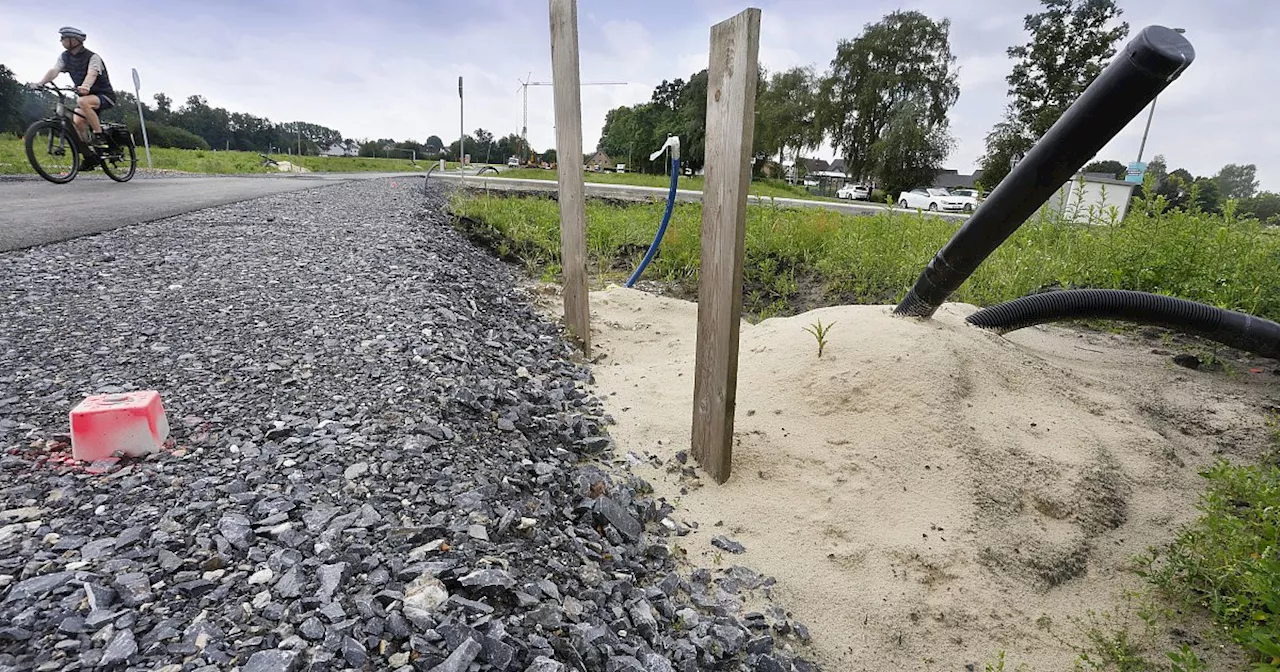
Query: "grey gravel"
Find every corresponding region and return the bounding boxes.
[712,535,748,554]
[242,649,299,672]
[0,180,816,671]
[431,637,482,672]
[98,628,136,667]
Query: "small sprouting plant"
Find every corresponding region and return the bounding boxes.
[803,319,835,358]
[1167,644,1207,672]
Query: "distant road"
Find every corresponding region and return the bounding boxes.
[429,172,969,221]
[0,172,419,252]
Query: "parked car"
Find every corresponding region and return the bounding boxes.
[507,156,520,167]
[898,187,968,212]
[948,188,980,212]
[615,164,627,173]
[837,184,871,200]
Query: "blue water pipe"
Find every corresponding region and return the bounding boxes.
[625,135,681,288]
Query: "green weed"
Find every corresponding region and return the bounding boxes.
[448,190,1280,323]
[1145,460,1280,670]
[803,319,835,358]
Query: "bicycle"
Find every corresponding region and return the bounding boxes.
[23,84,137,184]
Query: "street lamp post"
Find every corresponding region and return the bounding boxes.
[458,76,465,169]
[1136,27,1185,163]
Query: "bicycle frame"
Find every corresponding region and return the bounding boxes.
[40,85,100,161]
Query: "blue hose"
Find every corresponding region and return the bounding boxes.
[625,157,679,288]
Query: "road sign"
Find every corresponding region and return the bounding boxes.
[130,68,152,170]
[1125,161,1146,184]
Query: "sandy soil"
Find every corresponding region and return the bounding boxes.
[555,285,1278,671]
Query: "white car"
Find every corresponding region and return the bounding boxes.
[898,187,969,212]
[507,156,520,167]
[949,188,980,212]
[837,184,871,200]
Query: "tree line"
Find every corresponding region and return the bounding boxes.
[600,0,1272,211]
[597,9,960,195]
[1079,158,1279,223]
[0,63,544,163]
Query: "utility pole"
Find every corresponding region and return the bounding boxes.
[518,77,625,163]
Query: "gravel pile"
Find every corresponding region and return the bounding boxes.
[0,179,816,671]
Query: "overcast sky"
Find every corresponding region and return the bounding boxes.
[2,0,1275,188]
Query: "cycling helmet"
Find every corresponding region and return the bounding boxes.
[58,26,87,40]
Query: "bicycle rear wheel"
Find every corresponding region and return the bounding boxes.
[102,139,137,183]
[24,120,79,184]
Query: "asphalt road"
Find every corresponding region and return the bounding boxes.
[429,172,970,221]
[0,172,420,252]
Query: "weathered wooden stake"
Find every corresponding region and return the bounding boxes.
[691,8,760,484]
[548,0,591,354]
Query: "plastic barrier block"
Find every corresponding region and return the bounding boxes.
[69,391,170,462]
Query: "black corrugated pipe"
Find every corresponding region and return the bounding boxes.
[966,289,1280,360]
[894,26,1195,318]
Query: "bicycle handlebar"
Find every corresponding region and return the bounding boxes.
[39,84,89,96]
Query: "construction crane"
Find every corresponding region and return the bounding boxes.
[517,74,626,165]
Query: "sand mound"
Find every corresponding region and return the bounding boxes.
[581,286,1276,671]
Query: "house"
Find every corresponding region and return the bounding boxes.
[321,143,359,157]
[586,150,613,171]
[931,169,984,190]
[800,158,831,174]
[1040,173,1137,224]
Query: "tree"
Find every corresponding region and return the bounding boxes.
[977,110,1035,188]
[1005,0,1129,138]
[542,148,558,164]
[1143,154,1169,192]
[650,78,685,110]
[1238,192,1280,225]
[152,92,172,123]
[675,70,709,173]
[820,11,959,181]
[598,103,669,173]
[1155,166,1194,208]
[425,135,444,155]
[757,66,822,169]
[1213,163,1258,200]
[0,64,24,134]
[1190,176,1222,213]
[472,128,495,163]
[446,135,477,161]
[980,0,1128,188]
[1084,159,1126,180]
[869,98,954,195]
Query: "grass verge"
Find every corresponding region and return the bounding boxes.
[0,133,447,175]
[448,190,1280,322]
[497,167,843,202]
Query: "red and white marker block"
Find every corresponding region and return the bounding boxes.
[69,391,170,462]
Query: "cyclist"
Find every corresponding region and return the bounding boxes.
[27,26,116,146]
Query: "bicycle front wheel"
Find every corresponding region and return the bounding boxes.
[102,139,137,183]
[24,120,80,184]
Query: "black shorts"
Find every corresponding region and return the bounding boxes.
[94,94,115,113]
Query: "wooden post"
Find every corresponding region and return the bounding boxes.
[548,0,591,354]
[691,8,760,484]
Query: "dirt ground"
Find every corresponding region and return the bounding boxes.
[534,285,1278,671]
